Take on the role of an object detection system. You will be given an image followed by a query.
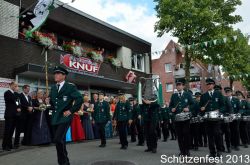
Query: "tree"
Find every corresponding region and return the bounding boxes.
[154,0,242,88]
[203,29,250,88]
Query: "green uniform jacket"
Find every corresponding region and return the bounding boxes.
[141,101,161,123]
[200,90,225,113]
[191,100,200,117]
[169,91,194,118]
[239,100,250,116]
[230,97,240,114]
[93,100,111,123]
[221,96,233,115]
[132,104,141,119]
[113,101,132,122]
[160,107,170,121]
[50,82,83,125]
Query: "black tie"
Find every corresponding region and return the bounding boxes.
[179,92,182,98]
[57,84,60,92]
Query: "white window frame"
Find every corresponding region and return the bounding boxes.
[166,83,173,92]
[165,63,172,73]
[132,54,145,72]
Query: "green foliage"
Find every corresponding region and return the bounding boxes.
[154,0,246,88]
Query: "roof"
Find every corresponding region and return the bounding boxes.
[55,0,151,46]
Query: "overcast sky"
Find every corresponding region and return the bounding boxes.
[60,0,250,57]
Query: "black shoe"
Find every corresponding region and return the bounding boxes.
[194,147,198,151]
[216,152,222,157]
[209,154,216,158]
[162,139,167,142]
[186,151,190,156]
[178,153,184,157]
[13,145,19,149]
[235,146,240,151]
[130,140,136,143]
[137,143,144,146]
[144,148,152,152]
[170,138,175,140]
[227,148,231,153]
[152,148,157,153]
[99,144,106,148]
[244,144,248,148]
[3,148,11,151]
[120,146,127,150]
[204,144,207,147]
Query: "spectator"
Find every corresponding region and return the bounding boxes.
[31,90,51,145]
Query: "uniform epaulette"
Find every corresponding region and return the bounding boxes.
[68,82,76,86]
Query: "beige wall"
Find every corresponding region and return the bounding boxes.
[0,1,19,39]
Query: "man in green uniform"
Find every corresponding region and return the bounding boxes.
[92,92,111,147]
[160,102,170,142]
[113,93,132,149]
[190,92,201,151]
[141,94,161,153]
[169,78,194,156]
[50,66,83,165]
[236,91,250,148]
[133,98,144,146]
[129,97,137,143]
[200,78,224,157]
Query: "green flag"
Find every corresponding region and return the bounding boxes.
[26,0,54,38]
[157,82,164,107]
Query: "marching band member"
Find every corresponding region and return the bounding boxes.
[113,93,132,150]
[221,87,233,153]
[129,97,137,143]
[190,92,201,151]
[92,92,111,147]
[236,91,250,148]
[160,102,170,142]
[141,94,161,153]
[200,79,224,157]
[169,78,194,156]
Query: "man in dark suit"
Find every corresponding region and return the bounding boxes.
[169,78,194,156]
[92,92,111,147]
[18,85,33,146]
[50,66,83,165]
[2,82,21,151]
[200,79,224,157]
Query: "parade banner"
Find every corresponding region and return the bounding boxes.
[60,54,101,75]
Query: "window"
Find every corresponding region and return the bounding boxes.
[165,63,172,72]
[166,83,173,92]
[132,54,145,71]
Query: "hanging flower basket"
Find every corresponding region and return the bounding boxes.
[33,31,55,49]
[86,51,103,63]
[111,58,122,67]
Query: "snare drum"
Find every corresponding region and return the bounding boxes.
[231,113,241,121]
[204,111,223,121]
[242,116,250,121]
[175,112,192,122]
[223,116,233,123]
[190,117,199,123]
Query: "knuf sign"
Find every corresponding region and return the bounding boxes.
[60,54,101,74]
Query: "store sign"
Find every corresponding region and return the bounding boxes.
[0,78,14,120]
[60,54,101,74]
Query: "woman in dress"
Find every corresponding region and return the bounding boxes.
[81,96,95,140]
[31,90,51,145]
[71,100,85,142]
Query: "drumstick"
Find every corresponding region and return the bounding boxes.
[203,100,210,109]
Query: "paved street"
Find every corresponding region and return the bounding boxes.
[0,138,250,165]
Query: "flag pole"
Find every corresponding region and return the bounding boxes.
[45,48,49,96]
